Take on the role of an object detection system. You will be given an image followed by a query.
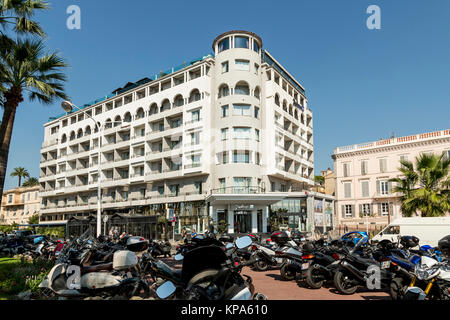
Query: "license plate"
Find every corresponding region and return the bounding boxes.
[301,263,310,270]
[381,261,391,269]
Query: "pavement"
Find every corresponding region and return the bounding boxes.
[160,257,391,300]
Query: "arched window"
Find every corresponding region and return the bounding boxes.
[174,94,184,107]
[294,109,298,120]
[123,112,132,123]
[61,134,67,143]
[189,89,201,103]
[85,126,91,135]
[254,86,260,100]
[160,99,171,112]
[149,103,158,116]
[283,100,287,112]
[300,114,305,125]
[234,81,249,95]
[105,119,112,129]
[274,94,280,106]
[77,128,83,139]
[289,104,293,116]
[135,108,145,119]
[114,115,121,127]
[218,84,229,98]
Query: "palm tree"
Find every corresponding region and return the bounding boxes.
[10,166,28,186]
[22,176,38,187]
[0,38,68,197]
[389,153,450,217]
[0,0,48,36]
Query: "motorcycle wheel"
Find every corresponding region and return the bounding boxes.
[333,271,358,295]
[254,260,269,272]
[280,264,296,281]
[389,278,405,301]
[305,265,325,289]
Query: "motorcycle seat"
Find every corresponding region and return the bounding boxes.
[81,262,113,274]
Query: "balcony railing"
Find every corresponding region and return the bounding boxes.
[210,186,265,194]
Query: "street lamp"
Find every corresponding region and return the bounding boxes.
[61,100,103,237]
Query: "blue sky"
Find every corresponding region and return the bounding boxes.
[4,0,450,189]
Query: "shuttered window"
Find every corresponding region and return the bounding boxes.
[343,163,350,177]
[344,182,352,198]
[361,180,369,197]
[341,204,354,218]
[361,160,368,175]
[379,158,387,173]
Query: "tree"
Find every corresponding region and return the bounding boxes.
[0,38,68,197]
[22,176,38,187]
[10,166,28,186]
[389,153,450,217]
[314,175,325,186]
[28,214,38,224]
[0,0,48,37]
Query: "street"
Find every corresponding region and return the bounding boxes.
[161,258,391,300]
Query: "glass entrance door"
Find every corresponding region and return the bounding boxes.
[233,211,252,233]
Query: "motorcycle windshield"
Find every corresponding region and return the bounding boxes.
[181,245,228,284]
[285,247,302,256]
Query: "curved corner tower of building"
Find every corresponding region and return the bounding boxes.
[38,30,318,237]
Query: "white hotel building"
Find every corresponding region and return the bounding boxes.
[39,30,317,237]
[333,129,450,231]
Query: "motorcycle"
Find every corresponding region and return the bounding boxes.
[403,256,450,300]
[152,236,267,300]
[251,231,299,271]
[149,239,172,258]
[402,235,450,300]
[333,235,394,295]
[40,236,150,299]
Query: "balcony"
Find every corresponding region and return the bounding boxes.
[211,186,265,195]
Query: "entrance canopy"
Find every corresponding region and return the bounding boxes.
[206,193,288,206]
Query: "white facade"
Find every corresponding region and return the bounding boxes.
[39,30,315,235]
[333,129,450,231]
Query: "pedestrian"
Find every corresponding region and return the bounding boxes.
[181,227,187,243]
[286,228,292,239]
[191,228,197,239]
[108,227,114,240]
[113,227,119,241]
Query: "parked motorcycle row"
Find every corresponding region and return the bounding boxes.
[3,228,450,300]
[28,229,266,300]
[244,230,450,300]
[0,232,61,259]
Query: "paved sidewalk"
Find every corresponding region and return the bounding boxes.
[159,258,391,300]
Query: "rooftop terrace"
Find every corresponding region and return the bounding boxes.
[334,129,450,154]
[48,53,214,122]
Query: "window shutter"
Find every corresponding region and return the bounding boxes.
[388,181,393,194]
[351,205,355,217]
[376,180,380,195]
[377,203,381,216]
[341,205,345,218]
[389,202,394,216]
[359,204,362,215]
[370,203,373,215]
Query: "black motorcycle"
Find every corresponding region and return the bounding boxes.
[149,239,172,257]
[149,236,267,300]
[333,238,394,295]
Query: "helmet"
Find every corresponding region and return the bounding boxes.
[438,235,450,257]
[400,236,419,248]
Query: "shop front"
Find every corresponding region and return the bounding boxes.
[206,193,287,235]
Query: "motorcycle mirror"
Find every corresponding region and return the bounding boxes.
[156,281,176,299]
[235,236,252,249]
[225,243,233,250]
[174,253,184,261]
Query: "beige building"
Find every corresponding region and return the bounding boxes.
[321,169,335,196]
[332,129,450,232]
[0,186,40,225]
[39,30,316,237]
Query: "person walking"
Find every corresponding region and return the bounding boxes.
[181,227,187,243]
